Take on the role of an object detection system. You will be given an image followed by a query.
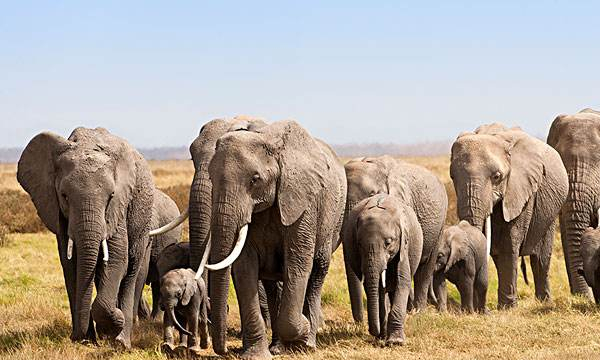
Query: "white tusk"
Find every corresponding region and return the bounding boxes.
[597,208,600,229]
[102,239,109,263]
[381,270,386,289]
[149,209,189,236]
[195,237,212,280]
[67,238,74,260]
[485,214,492,257]
[205,224,249,271]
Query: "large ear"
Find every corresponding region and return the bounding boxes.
[264,121,331,226]
[498,131,547,222]
[17,132,72,234]
[445,229,469,272]
[182,271,198,306]
[105,141,137,237]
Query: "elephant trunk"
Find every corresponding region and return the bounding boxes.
[561,183,594,297]
[72,209,104,340]
[189,166,212,272]
[364,258,383,338]
[455,180,490,231]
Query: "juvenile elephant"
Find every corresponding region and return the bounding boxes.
[547,108,600,298]
[192,120,346,359]
[137,189,183,320]
[160,268,209,357]
[17,127,155,348]
[451,123,568,308]
[343,194,423,345]
[433,221,488,313]
[579,227,600,303]
[343,155,448,318]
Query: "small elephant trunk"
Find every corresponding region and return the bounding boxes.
[167,306,193,337]
[365,265,382,338]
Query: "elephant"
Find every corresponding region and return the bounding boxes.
[433,221,488,313]
[547,108,600,298]
[343,193,423,345]
[17,127,155,348]
[450,123,568,308]
[187,120,346,359]
[343,155,448,318]
[579,227,600,303]
[160,268,209,357]
[136,189,183,321]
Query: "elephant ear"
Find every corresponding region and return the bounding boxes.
[17,132,73,234]
[498,131,547,222]
[182,271,199,306]
[105,141,137,238]
[398,205,423,264]
[445,229,470,272]
[264,121,330,226]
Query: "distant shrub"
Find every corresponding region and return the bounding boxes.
[0,190,47,233]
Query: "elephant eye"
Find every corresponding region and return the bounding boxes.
[62,193,68,202]
[491,171,502,183]
[369,191,377,197]
[250,174,260,185]
[384,238,392,246]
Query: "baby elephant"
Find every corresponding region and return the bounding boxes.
[160,268,209,357]
[433,220,488,313]
[579,227,600,303]
[343,193,423,345]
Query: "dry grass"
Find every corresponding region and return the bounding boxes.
[2,157,600,359]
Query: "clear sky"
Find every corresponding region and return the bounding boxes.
[2,1,599,148]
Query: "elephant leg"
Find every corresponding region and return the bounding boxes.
[530,226,554,301]
[343,241,364,323]
[457,275,474,313]
[432,272,447,312]
[263,280,283,355]
[134,244,152,323]
[187,307,202,357]
[474,267,488,313]
[199,300,209,349]
[303,250,331,349]
[412,261,433,310]
[258,281,271,329]
[385,259,411,345]
[231,247,271,359]
[161,308,176,354]
[151,281,162,320]
[492,252,519,309]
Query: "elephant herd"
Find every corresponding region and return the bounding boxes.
[15,109,600,358]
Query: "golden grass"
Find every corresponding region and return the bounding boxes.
[2,157,600,359]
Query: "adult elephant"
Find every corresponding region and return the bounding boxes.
[200,120,346,359]
[343,155,448,318]
[451,123,568,308]
[17,127,154,348]
[547,108,600,298]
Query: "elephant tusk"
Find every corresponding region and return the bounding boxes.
[485,214,492,257]
[101,239,109,263]
[149,208,189,236]
[67,238,74,260]
[205,224,249,271]
[381,269,386,289]
[195,237,212,280]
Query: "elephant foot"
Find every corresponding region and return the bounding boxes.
[200,336,209,349]
[240,343,272,360]
[161,342,176,356]
[497,301,517,310]
[385,332,405,346]
[269,340,285,355]
[478,307,490,315]
[174,344,188,357]
[188,345,203,358]
[114,332,132,350]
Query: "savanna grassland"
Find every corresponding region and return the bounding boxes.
[2,157,600,360]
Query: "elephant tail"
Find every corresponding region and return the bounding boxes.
[521,257,529,285]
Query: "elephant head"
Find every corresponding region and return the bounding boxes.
[579,227,600,303]
[346,194,421,338]
[450,123,548,250]
[435,221,471,273]
[17,127,147,340]
[203,120,330,354]
[548,109,600,296]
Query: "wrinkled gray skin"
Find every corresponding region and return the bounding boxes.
[137,189,182,321]
[433,221,488,313]
[17,128,154,348]
[160,268,209,357]
[451,123,568,309]
[579,227,600,303]
[547,108,600,299]
[207,120,346,359]
[343,155,448,319]
[343,194,423,345]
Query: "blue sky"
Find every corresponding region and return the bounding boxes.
[1,1,599,148]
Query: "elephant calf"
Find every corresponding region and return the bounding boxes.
[579,227,600,303]
[433,221,488,313]
[160,268,209,357]
[343,193,423,345]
